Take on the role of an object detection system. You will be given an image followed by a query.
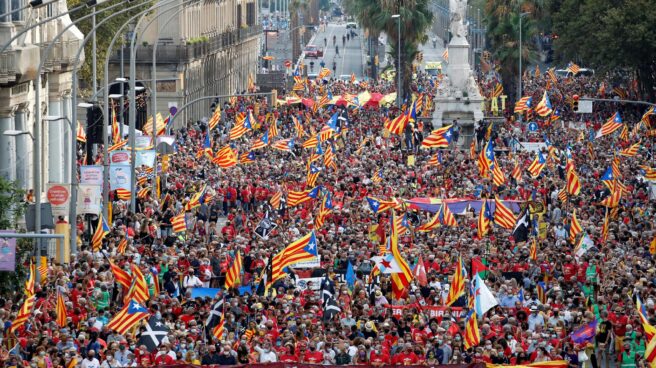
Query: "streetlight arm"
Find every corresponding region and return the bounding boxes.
[168,93,273,127]
[0,0,58,20]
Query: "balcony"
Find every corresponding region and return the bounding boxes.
[110,25,263,64]
[0,39,82,86]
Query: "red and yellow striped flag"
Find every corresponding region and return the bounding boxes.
[224,252,243,289]
[9,295,36,333]
[56,292,67,327]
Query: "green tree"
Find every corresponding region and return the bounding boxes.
[343,0,433,99]
[484,0,539,100]
[0,176,32,296]
[66,0,152,94]
[550,0,656,99]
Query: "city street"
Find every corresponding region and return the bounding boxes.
[304,23,365,79]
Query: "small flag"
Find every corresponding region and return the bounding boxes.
[56,292,67,327]
[106,300,150,335]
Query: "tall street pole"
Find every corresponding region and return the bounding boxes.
[392,14,401,108]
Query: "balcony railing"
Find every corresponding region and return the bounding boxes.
[110,25,262,64]
[0,39,82,85]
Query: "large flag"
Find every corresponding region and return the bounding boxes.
[56,292,67,327]
[106,300,150,335]
[535,91,553,116]
[91,213,110,252]
[272,138,295,152]
[477,139,494,177]
[270,232,319,288]
[639,165,656,182]
[137,316,169,352]
[212,315,225,340]
[527,152,547,177]
[224,251,243,289]
[252,131,270,150]
[9,295,36,333]
[570,319,598,344]
[390,213,414,299]
[493,196,516,229]
[229,111,253,140]
[314,192,334,229]
[599,182,621,208]
[416,209,441,232]
[619,141,640,157]
[205,298,224,329]
[477,200,492,238]
[384,111,408,135]
[569,209,583,243]
[445,256,466,306]
[421,125,453,148]
[512,207,530,243]
[491,159,505,186]
[366,197,397,214]
[25,261,36,297]
[442,203,458,227]
[597,112,623,138]
[126,264,150,304]
[213,145,238,168]
[464,310,480,349]
[514,96,532,113]
[566,159,581,195]
[207,105,221,131]
[474,274,498,316]
[110,261,131,289]
[287,186,320,207]
[171,213,187,233]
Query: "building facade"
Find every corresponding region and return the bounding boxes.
[0,0,82,194]
[110,0,261,127]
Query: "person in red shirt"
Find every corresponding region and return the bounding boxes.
[562,255,578,282]
[279,345,298,362]
[302,343,324,363]
[154,345,175,365]
[369,344,390,365]
[393,344,419,365]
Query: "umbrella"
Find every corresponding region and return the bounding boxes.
[302,98,315,108]
[380,93,397,107]
[358,91,372,106]
[365,92,384,107]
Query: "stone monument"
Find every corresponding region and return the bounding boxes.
[432,0,484,145]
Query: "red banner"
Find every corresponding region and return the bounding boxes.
[384,304,466,320]
[140,363,484,368]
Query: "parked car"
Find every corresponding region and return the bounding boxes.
[346,22,358,29]
[304,45,323,58]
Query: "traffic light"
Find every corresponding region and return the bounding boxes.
[572,94,580,112]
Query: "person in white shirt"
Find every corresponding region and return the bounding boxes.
[183,269,203,289]
[81,350,100,368]
[254,342,278,362]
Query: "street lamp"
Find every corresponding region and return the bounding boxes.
[391,14,401,108]
[518,12,530,102]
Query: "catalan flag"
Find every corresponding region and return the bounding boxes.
[527,152,547,178]
[229,111,253,140]
[637,295,656,340]
[493,196,516,229]
[442,202,458,227]
[511,160,522,182]
[428,151,444,166]
[302,134,319,149]
[463,310,480,349]
[416,208,441,232]
[9,295,36,333]
[137,187,150,199]
[477,139,494,177]
[597,112,623,138]
[272,138,294,152]
[314,192,334,229]
[619,141,640,157]
[270,231,319,288]
[529,238,538,261]
[116,188,131,201]
[646,335,656,367]
[200,133,213,158]
[252,131,270,150]
[640,165,656,182]
[390,213,413,299]
[318,67,332,79]
[421,125,453,148]
[287,186,320,207]
[171,213,187,233]
[25,261,36,296]
[126,264,150,304]
[268,120,279,138]
[56,292,67,327]
[91,213,110,252]
[566,160,581,195]
[76,121,87,142]
[306,164,322,187]
[270,191,282,210]
[371,169,384,184]
[323,144,337,170]
[224,251,243,289]
[239,151,256,164]
[514,96,532,113]
[491,159,505,186]
[384,111,408,135]
[445,256,466,306]
[112,107,120,143]
[478,200,492,237]
[366,197,397,214]
[491,83,503,98]
[566,62,581,75]
[619,124,629,141]
[207,105,221,131]
[558,187,568,202]
[536,281,547,303]
[442,49,448,61]
[106,300,150,335]
[547,68,557,84]
[211,145,237,168]
[37,258,47,282]
[535,91,553,117]
[108,140,128,152]
[569,209,582,243]
[599,182,621,208]
[110,261,132,289]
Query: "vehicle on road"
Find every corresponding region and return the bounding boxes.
[304,45,323,58]
[555,68,595,77]
[346,22,358,29]
[424,61,442,76]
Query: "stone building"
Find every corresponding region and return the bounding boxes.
[110,0,261,127]
[0,0,82,193]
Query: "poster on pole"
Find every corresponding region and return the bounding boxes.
[46,183,71,217]
[109,164,131,190]
[135,136,153,149]
[135,150,156,168]
[76,184,102,215]
[0,231,16,271]
[110,150,130,164]
[80,165,104,185]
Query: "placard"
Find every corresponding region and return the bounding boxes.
[77,184,102,215]
[291,256,321,269]
[135,150,157,168]
[80,165,104,185]
[0,231,16,271]
[110,150,130,164]
[46,183,70,217]
[109,164,131,190]
[518,142,546,153]
[135,136,153,149]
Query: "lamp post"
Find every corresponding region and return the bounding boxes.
[168,93,274,127]
[391,14,401,108]
[518,12,530,101]
[0,0,56,21]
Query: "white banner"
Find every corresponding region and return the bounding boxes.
[518,142,546,153]
[46,183,71,217]
[290,255,321,269]
[80,165,104,185]
[110,150,130,164]
[77,184,102,215]
[109,164,131,190]
[135,150,157,168]
[295,277,323,291]
[135,136,153,149]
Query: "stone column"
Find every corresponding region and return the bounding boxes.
[0,108,17,181]
[47,97,64,184]
[14,105,29,189]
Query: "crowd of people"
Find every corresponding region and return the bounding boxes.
[1,50,656,368]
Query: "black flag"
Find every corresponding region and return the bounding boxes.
[321,274,335,306]
[137,316,169,352]
[323,297,341,321]
[512,208,530,243]
[204,298,224,329]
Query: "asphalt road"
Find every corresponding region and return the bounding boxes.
[302,23,365,80]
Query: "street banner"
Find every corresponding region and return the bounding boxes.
[110,150,130,164]
[109,164,131,190]
[135,150,157,168]
[384,303,466,320]
[80,165,104,185]
[0,231,16,271]
[135,136,153,149]
[295,277,324,291]
[291,256,321,269]
[77,184,102,215]
[46,183,71,217]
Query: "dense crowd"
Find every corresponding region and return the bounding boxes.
[1,46,656,368]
